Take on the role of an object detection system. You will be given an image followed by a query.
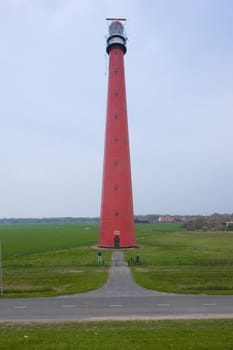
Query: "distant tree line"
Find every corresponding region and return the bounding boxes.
[182,214,233,231]
[0,217,99,224]
[1,214,233,230]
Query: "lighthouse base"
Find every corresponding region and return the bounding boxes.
[98,244,137,249]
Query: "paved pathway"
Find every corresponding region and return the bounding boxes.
[78,251,166,297]
[1,251,233,322]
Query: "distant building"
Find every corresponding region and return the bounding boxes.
[226,222,233,229]
[158,216,177,223]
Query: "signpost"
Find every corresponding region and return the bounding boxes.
[97,251,103,265]
[0,241,3,295]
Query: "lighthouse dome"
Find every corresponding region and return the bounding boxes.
[109,21,124,37]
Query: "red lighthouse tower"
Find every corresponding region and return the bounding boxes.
[99,19,136,248]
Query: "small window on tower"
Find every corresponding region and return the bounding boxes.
[114,69,118,75]
[114,159,119,166]
[114,136,119,142]
[114,184,119,191]
[114,112,118,119]
[114,50,118,55]
[114,90,118,96]
[115,210,119,216]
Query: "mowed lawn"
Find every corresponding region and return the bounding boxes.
[125,224,233,294]
[0,223,111,297]
[1,320,233,350]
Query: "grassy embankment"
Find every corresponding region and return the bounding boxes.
[0,223,111,297]
[1,320,233,349]
[125,223,233,294]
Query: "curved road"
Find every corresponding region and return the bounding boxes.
[1,251,233,322]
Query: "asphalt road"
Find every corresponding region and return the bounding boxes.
[1,251,233,322]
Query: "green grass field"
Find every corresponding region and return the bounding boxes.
[125,223,233,294]
[1,320,233,350]
[1,223,233,348]
[0,223,111,297]
[1,222,233,296]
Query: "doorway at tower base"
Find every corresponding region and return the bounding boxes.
[98,233,138,249]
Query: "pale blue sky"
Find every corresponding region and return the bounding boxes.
[0,0,233,217]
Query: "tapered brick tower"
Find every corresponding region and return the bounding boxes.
[99,19,136,248]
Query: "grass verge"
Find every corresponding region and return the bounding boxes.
[0,320,233,350]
